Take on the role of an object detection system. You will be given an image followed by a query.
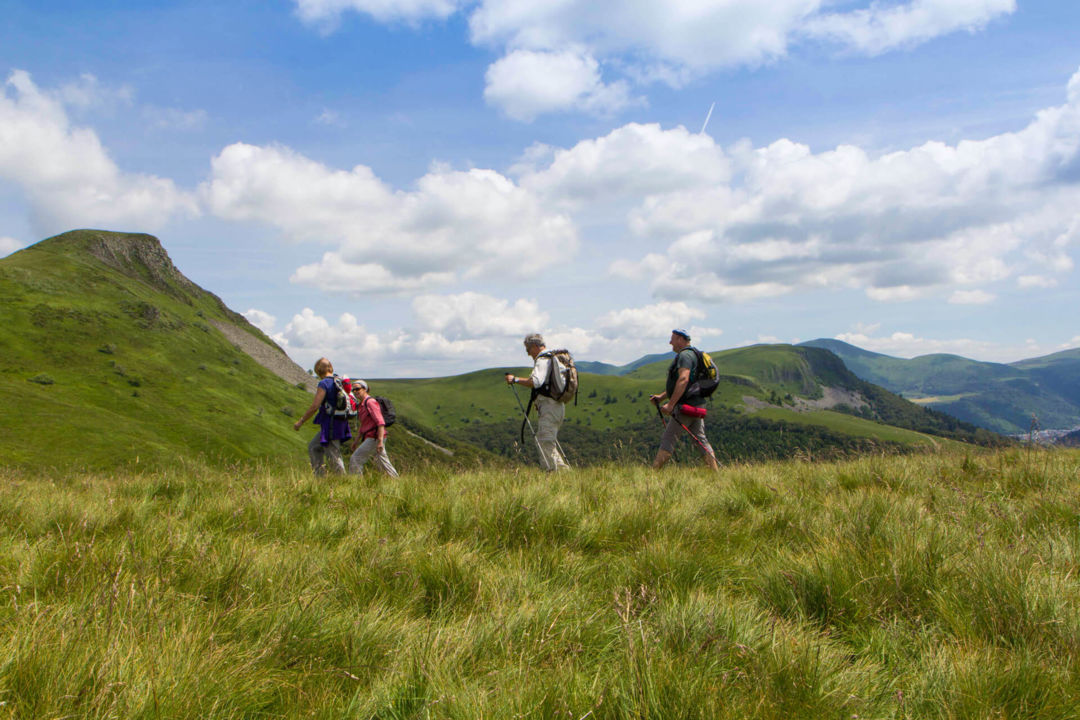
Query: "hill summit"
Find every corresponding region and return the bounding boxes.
[0,230,489,472]
[0,230,321,470]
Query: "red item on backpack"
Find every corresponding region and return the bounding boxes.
[679,404,707,418]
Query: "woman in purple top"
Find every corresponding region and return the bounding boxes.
[293,356,352,475]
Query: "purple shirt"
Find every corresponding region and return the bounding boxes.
[314,376,352,445]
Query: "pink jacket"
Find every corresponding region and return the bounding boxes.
[357,396,386,440]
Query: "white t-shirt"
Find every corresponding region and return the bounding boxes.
[530,354,566,394]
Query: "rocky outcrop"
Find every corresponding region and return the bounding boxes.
[211,320,316,391]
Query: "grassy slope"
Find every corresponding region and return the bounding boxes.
[0,230,488,472]
[1,449,1078,718]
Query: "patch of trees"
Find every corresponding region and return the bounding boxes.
[438,410,920,467]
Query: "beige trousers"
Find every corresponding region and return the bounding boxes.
[348,438,399,477]
[534,396,569,471]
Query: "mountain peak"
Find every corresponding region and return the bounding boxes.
[38,229,198,301]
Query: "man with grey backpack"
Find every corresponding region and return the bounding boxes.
[505,333,576,471]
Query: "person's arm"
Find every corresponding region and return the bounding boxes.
[661,368,691,415]
[294,387,326,430]
[369,397,388,450]
[505,373,536,387]
[506,356,545,388]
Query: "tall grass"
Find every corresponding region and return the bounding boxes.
[0,449,1078,718]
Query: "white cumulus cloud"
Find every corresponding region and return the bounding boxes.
[242,308,278,334]
[595,301,704,338]
[412,292,549,339]
[483,48,640,121]
[264,296,727,377]
[595,67,1080,304]
[202,142,578,295]
[0,71,199,236]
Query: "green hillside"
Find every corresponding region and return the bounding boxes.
[801,339,1080,433]
[0,230,488,472]
[0,230,1003,473]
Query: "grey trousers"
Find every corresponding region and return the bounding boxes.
[534,396,569,471]
[659,411,715,457]
[348,437,399,477]
[308,434,345,476]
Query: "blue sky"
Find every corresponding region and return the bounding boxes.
[2,0,1079,377]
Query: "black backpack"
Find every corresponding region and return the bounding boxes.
[364,395,396,428]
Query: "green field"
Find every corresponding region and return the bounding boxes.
[1,449,1078,718]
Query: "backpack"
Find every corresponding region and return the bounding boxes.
[328,374,356,419]
[536,349,577,404]
[364,395,396,428]
[685,347,719,399]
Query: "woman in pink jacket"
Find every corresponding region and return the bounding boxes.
[348,380,399,476]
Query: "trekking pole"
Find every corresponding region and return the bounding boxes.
[670,404,718,462]
[509,383,545,459]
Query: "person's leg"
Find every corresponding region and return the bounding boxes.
[325,439,345,474]
[348,438,375,474]
[373,443,399,477]
[653,416,680,469]
[308,433,326,476]
[685,417,719,470]
[651,449,672,469]
[535,398,567,471]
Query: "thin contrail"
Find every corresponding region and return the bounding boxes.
[700,102,715,135]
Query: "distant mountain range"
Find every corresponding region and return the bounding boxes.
[798,339,1080,434]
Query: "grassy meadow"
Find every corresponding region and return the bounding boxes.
[1,449,1079,719]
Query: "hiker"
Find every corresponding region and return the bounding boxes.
[293,357,352,475]
[649,329,719,470]
[348,379,399,477]
[505,333,570,471]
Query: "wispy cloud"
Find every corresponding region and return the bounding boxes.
[294,0,1017,120]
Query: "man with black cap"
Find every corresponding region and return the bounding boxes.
[649,329,718,470]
